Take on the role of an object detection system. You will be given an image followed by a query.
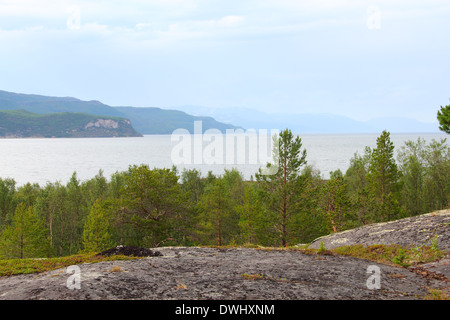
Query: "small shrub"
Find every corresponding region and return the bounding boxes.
[392,249,410,267]
[318,241,326,253]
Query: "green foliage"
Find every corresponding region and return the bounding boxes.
[318,241,326,253]
[82,200,114,253]
[437,105,450,134]
[0,177,16,230]
[0,89,239,135]
[422,139,450,210]
[236,183,265,245]
[344,147,371,194]
[392,248,409,267]
[397,138,427,216]
[0,129,448,261]
[199,175,235,246]
[0,109,141,138]
[181,168,204,203]
[256,129,309,246]
[319,174,354,233]
[0,253,140,277]
[424,289,450,300]
[367,130,401,221]
[0,203,50,259]
[334,243,445,267]
[119,165,190,247]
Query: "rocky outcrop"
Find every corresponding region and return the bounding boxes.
[74,118,142,137]
[308,209,450,251]
[84,119,120,129]
[0,247,447,300]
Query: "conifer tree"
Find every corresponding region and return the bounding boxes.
[82,199,114,253]
[34,182,67,257]
[236,183,264,244]
[119,165,185,246]
[0,178,16,230]
[256,128,308,247]
[0,203,49,259]
[199,177,232,246]
[367,130,401,221]
[423,138,450,210]
[437,105,450,134]
[397,138,427,216]
[319,170,352,233]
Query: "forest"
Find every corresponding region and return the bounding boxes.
[0,129,449,259]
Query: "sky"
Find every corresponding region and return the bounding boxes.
[0,0,449,123]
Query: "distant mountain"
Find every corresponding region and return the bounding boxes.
[0,90,124,117]
[1,90,438,135]
[0,109,142,138]
[0,90,240,134]
[114,107,239,134]
[176,105,440,134]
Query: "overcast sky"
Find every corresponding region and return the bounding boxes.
[0,0,449,123]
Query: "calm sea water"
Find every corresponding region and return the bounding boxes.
[0,133,447,186]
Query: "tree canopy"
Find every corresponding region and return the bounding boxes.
[437,105,450,134]
[0,130,448,259]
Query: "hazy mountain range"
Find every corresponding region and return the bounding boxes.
[0,90,239,135]
[0,90,440,136]
[175,106,440,134]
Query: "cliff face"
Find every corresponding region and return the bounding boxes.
[71,118,142,138]
[0,110,142,138]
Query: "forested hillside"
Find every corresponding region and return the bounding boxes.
[0,109,142,138]
[0,90,240,134]
[0,129,448,258]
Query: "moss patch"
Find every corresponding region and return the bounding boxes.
[0,253,141,277]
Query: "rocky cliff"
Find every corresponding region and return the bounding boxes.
[0,109,142,138]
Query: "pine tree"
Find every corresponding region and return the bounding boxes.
[181,168,205,203]
[319,171,352,233]
[367,130,401,221]
[34,182,67,257]
[65,172,86,255]
[119,165,185,246]
[199,177,233,246]
[236,183,262,244]
[437,105,450,134]
[0,203,49,259]
[82,199,114,253]
[423,138,450,210]
[256,128,308,247]
[0,178,16,230]
[397,138,427,216]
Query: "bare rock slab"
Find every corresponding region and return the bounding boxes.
[0,247,447,300]
[309,209,450,251]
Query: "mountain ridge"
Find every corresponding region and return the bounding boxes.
[0,90,240,135]
[0,90,440,135]
[175,105,440,134]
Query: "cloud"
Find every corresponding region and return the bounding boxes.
[2,0,449,43]
[1,0,449,123]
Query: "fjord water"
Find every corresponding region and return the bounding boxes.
[0,133,446,186]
